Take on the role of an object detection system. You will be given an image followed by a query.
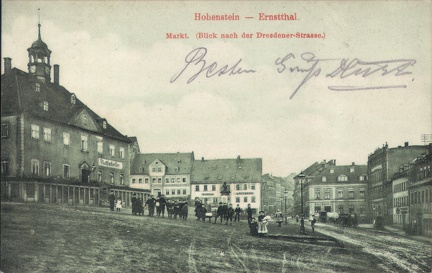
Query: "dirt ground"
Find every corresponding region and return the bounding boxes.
[1,202,391,273]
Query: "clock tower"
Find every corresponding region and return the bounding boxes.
[27,22,51,82]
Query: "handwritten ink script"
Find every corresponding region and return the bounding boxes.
[171,47,416,99]
[170,47,256,84]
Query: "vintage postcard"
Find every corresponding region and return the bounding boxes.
[1,1,431,272]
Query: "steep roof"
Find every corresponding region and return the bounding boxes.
[310,164,368,185]
[131,152,195,175]
[1,68,130,142]
[191,157,262,183]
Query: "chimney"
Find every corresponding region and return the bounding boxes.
[352,162,355,166]
[54,64,60,85]
[237,155,241,160]
[333,159,336,165]
[4,58,11,74]
[404,142,409,147]
[201,157,204,162]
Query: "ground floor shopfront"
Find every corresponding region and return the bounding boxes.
[1,180,149,208]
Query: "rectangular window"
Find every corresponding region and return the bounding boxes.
[171,178,175,183]
[43,162,51,176]
[183,189,186,195]
[212,185,216,191]
[251,196,256,203]
[109,145,115,156]
[359,205,365,214]
[236,197,240,203]
[166,178,169,183]
[35,82,40,92]
[96,137,103,153]
[132,178,136,184]
[110,172,114,184]
[43,101,49,111]
[43,128,51,142]
[1,123,9,138]
[324,190,330,199]
[166,190,170,196]
[337,190,343,198]
[243,184,248,190]
[177,190,181,195]
[63,132,70,146]
[195,185,200,192]
[120,174,124,185]
[31,124,40,139]
[139,178,142,183]
[348,190,354,199]
[204,185,208,191]
[315,190,321,199]
[1,160,9,175]
[157,167,161,172]
[172,190,175,195]
[152,167,156,172]
[244,197,248,203]
[152,178,156,184]
[81,135,88,151]
[63,164,70,179]
[182,178,186,183]
[119,147,125,158]
[97,171,102,182]
[251,184,256,190]
[177,178,181,183]
[236,184,240,190]
[158,178,162,183]
[145,178,149,183]
[31,159,39,175]
[359,190,365,198]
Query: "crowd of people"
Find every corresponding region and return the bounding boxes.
[108,192,315,237]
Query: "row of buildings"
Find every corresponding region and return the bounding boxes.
[292,143,431,236]
[0,23,262,211]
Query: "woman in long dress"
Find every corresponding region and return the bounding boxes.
[257,211,268,237]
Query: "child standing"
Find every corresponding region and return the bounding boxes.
[116,197,122,212]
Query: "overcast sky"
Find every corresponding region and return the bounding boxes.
[2,1,431,176]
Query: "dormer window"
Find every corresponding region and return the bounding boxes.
[102,120,107,129]
[322,176,327,182]
[350,167,355,173]
[35,82,40,92]
[330,169,334,173]
[71,94,76,105]
[338,174,348,182]
[43,101,49,111]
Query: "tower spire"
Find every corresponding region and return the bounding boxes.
[38,8,41,40]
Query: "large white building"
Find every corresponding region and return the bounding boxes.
[191,156,262,211]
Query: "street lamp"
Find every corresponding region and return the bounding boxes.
[284,188,288,224]
[297,171,306,234]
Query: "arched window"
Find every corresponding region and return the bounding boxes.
[338,174,348,182]
[322,176,327,182]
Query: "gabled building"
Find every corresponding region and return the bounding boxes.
[1,23,135,205]
[191,156,262,211]
[129,152,194,199]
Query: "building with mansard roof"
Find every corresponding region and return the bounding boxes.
[294,160,368,222]
[1,23,140,205]
[191,156,262,211]
[129,152,195,198]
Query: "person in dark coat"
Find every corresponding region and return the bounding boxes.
[159,195,167,218]
[249,217,258,236]
[246,204,253,224]
[234,204,241,222]
[225,204,235,225]
[137,198,144,216]
[173,201,180,219]
[131,193,138,215]
[181,203,189,220]
[311,215,317,232]
[195,200,203,220]
[214,202,224,224]
[108,191,116,211]
[222,202,228,220]
[166,199,174,218]
[145,195,156,216]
